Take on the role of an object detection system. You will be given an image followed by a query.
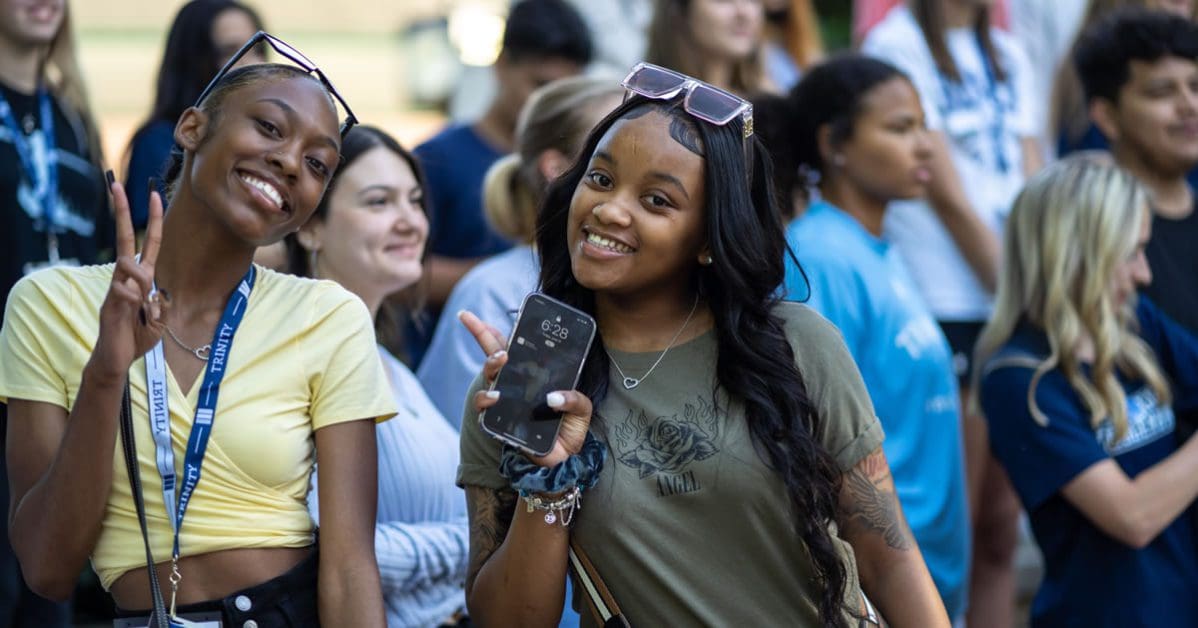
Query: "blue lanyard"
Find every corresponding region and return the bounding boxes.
[0,88,58,231]
[144,266,256,559]
[935,34,1011,175]
[973,35,1010,174]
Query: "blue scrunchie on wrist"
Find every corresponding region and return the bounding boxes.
[499,432,607,496]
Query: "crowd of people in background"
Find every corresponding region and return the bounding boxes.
[1,0,1197,626]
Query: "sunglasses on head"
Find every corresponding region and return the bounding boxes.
[620,62,754,139]
[194,31,358,139]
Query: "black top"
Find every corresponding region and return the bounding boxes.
[0,78,110,321]
[1143,203,1198,334]
[1142,201,1198,434]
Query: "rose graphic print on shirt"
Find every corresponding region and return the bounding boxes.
[613,396,721,497]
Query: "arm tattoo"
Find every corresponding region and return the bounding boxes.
[465,486,518,594]
[838,449,914,551]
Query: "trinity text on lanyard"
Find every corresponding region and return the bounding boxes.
[0,89,65,264]
[144,266,255,618]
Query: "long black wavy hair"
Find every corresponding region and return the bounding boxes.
[536,94,849,626]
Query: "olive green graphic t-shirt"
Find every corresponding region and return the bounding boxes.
[458,302,885,626]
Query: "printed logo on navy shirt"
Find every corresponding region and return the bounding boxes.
[3,126,94,235]
[1095,387,1175,456]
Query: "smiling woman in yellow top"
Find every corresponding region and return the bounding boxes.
[0,40,395,627]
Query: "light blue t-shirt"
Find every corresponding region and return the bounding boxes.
[784,201,971,618]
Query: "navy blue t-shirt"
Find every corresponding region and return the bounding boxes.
[980,298,1198,627]
[124,119,175,230]
[413,124,510,259]
[0,80,110,323]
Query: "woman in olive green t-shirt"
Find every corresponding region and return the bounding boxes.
[456,77,948,627]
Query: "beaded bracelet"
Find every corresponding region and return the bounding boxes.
[499,432,607,498]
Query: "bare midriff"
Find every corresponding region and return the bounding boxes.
[109,545,315,611]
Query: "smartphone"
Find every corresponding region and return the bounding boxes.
[480,292,597,457]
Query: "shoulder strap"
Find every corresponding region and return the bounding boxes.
[118,380,171,628]
[568,539,631,628]
[981,349,1045,378]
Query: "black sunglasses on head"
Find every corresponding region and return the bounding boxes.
[194,31,358,139]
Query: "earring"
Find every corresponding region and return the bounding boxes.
[700,254,714,266]
[308,248,320,278]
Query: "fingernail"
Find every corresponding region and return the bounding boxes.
[485,390,500,400]
[147,177,157,197]
[547,392,565,408]
[456,309,467,320]
[490,350,506,360]
[105,170,115,187]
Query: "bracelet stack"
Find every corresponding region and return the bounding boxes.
[499,432,606,527]
[523,485,582,525]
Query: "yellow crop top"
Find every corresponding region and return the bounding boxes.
[0,264,397,589]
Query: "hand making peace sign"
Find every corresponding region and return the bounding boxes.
[90,174,170,382]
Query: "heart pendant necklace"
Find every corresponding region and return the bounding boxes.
[607,295,699,391]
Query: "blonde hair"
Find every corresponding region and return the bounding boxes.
[645,0,767,95]
[483,76,623,243]
[1051,0,1198,147]
[971,155,1170,442]
[42,6,104,167]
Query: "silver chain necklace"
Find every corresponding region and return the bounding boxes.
[606,296,700,390]
[165,326,211,361]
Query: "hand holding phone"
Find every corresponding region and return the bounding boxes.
[458,294,597,459]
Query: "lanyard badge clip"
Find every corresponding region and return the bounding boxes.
[168,554,182,619]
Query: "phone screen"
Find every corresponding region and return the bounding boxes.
[481,293,596,456]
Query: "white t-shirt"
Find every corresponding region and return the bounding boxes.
[863,6,1040,321]
[1008,0,1088,120]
